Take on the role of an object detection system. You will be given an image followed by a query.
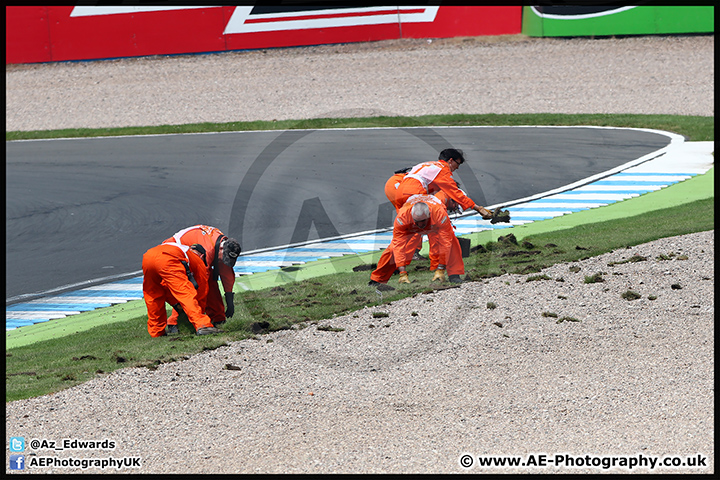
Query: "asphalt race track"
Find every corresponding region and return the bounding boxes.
[5,126,670,302]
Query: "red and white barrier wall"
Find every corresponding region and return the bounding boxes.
[6,6,522,64]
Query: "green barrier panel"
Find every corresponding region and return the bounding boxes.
[5,167,713,350]
[522,6,714,37]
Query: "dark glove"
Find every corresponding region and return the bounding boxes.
[172,303,184,314]
[479,207,494,220]
[224,292,235,318]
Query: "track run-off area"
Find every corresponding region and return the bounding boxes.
[5,127,714,348]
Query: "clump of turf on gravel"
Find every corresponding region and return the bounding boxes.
[526,274,551,282]
[317,325,345,332]
[621,290,642,301]
[584,272,605,284]
[608,254,647,266]
[556,316,580,324]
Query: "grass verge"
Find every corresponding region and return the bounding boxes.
[5,113,714,142]
[6,196,713,402]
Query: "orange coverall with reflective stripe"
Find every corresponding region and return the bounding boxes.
[384,172,441,255]
[142,243,213,337]
[385,174,465,277]
[163,225,235,325]
[396,160,476,211]
[425,191,465,276]
[371,195,460,284]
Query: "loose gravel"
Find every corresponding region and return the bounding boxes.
[5,232,714,474]
[5,34,714,132]
[5,34,715,474]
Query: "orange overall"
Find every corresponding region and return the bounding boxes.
[141,243,213,337]
[371,195,463,284]
[163,225,235,326]
[384,173,409,209]
[385,174,464,276]
[386,172,452,251]
[423,192,465,276]
[395,160,476,211]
